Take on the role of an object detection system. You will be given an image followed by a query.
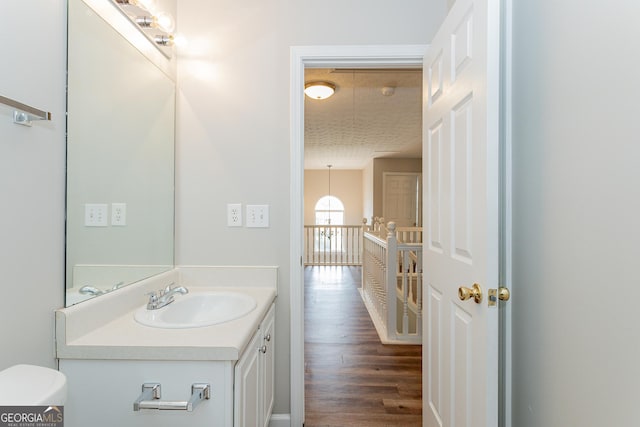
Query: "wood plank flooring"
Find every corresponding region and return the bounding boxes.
[304,266,422,427]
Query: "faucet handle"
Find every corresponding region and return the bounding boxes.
[163,282,176,293]
[146,291,160,309]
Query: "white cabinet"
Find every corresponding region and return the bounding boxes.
[59,302,276,427]
[59,359,234,427]
[234,303,275,427]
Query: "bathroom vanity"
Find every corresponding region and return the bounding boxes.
[55,266,277,427]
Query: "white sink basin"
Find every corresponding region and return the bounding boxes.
[134,291,257,329]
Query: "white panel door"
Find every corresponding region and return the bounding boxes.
[383,173,421,226]
[423,0,501,425]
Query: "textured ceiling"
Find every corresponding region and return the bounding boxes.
[304,68,423,170]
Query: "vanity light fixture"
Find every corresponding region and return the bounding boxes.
[135,12,175,33]
[135,15,155,27]
[154,35,174,46]
[304,82,336,100]
[115,0,157,11]
[112,0,176,56]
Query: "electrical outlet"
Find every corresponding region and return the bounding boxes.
[85,203,108,227]
[246,204,269,228]
[112,203,127,226]
[227,203,242,227]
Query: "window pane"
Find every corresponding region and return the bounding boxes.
[315,196,344,211]
[315,212,329,225]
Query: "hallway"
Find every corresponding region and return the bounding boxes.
[304,266,422,426]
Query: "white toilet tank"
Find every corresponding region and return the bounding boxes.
[0,364,67,406]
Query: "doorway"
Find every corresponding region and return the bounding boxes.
[383,172,422,227]
[290,45,427,426]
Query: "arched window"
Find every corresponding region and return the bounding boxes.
[314,196,345,253]
[314,196,344,225]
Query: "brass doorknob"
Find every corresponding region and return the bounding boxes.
[498,287,510,301]
[458,283,482,304]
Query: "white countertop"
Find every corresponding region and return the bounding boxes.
[56,267,278,361]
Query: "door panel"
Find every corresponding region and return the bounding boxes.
[427,285,443,426]
[427,120,444,253]
[383,173,421,227]
[452,306,472,427]
[452,95,473,264]
[452,11,473,80]
[423,0,501,426]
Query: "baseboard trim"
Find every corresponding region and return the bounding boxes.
[269,413,291,427]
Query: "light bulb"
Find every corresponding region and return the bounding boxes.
[172,33,188,49]
[155,12,175,33]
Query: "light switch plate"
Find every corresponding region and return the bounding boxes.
[85,203,108,227]
[246,204,269,228]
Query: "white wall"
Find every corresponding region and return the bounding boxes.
[304,170,363,225]
[0,1,66,370]
[175,0,446,416]
[511,0,640,425]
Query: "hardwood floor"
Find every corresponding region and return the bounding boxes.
[304,266,422,427]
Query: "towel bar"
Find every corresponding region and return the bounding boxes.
[0,94,51,126]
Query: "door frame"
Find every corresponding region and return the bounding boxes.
[289,45,427,426]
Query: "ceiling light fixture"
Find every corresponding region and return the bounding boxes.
[304,82,336,100]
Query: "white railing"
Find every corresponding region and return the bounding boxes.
[304,225,364,266]
[367,217,422,242]
[361,222,422,344]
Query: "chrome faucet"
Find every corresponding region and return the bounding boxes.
[146,283,189,310]
[79,285,104,296]
[111,281,125,291]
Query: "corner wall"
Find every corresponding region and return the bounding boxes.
[511,1,640,425]
[0,1,67,370]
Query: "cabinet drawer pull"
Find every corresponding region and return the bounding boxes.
[260,345,267,354]
[264,333,271,342]
[133,383,210,412]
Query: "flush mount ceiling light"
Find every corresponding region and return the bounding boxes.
[304,82,336,100]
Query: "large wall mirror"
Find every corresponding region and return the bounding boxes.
[66,0,175,305]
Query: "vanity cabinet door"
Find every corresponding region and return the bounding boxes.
[260,305,275,427]
[234,328,261,427]
[234,303,276,427]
